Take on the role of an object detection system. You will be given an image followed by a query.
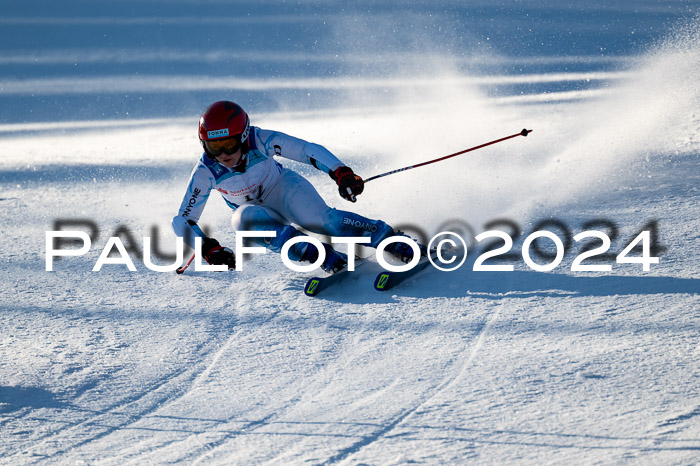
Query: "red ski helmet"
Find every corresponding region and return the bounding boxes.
[198,101,250,158]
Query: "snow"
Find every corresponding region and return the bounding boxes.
[1,1,699,464]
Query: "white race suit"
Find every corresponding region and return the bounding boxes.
[172,126,394,261]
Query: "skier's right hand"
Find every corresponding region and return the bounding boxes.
[202,237,236,270]
[332,166,364,202]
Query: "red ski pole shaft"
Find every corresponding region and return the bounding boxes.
[364,128,532,183]
[176,253,195,274]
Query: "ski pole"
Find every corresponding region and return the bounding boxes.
[176,253,195,274]
[364,128,532,183]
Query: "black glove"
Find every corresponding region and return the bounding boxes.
[202,237,236,270]
[331,166,364,202]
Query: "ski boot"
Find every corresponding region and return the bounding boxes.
[382,231,427,263]
[301,242,348,274]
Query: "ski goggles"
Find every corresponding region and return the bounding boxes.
[203,136,241,158]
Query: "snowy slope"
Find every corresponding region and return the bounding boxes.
[1,1,699,464]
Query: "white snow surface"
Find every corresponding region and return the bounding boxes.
[1,2,699,464]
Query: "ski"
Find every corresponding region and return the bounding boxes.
[304,260,366,297]
[373,254,434,292]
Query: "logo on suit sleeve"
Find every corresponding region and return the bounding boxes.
[183,188,201,217]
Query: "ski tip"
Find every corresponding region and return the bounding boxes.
[304,277,323,297]
[374,272,392,291]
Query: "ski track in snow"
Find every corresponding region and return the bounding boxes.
[1,278,286,464]
[319,302,502,464]
[116,279,500,465]
[121,285,290,465]
[2,295,241,463]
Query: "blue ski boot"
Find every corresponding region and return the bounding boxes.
[382,231,427,263]
[320,243,348,274]
[301,242,348,274]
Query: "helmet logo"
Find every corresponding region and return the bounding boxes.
[240,118,250,143]
[208,128,229,139]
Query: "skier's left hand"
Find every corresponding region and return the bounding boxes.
[207,247,236,270]
[202,237,236,270]
[332,166,364,202]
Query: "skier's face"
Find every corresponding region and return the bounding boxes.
[215,145,243,168]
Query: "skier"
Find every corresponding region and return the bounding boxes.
[172,100,419,273]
